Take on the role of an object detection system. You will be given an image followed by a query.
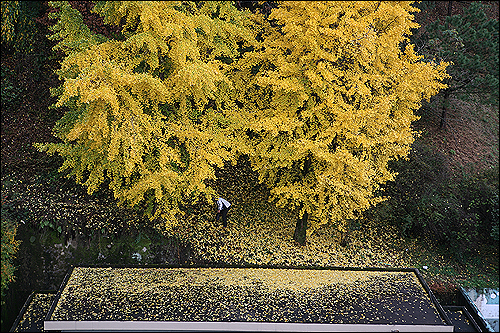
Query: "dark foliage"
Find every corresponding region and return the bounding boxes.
[411,1,499,128]
[0,65,22,110]
[373,140,499,262]
[1,1,42,55]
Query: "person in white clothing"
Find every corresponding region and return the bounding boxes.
[215,197,231,227]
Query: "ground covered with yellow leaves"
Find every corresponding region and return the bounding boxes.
[163,157,498,290]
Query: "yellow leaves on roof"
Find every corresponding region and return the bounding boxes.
[15,293,55,331]
[65,267,391,294]
[51,267,441,323]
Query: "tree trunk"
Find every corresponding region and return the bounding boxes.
[439,89,450,129]
[293,210,308,245]
[293,155,312,245]
[340,219,354,247]
[439,1,454,130]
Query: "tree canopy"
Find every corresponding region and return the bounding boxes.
[37,1,257,230]
[228,1,448,241]
[37,1,448,243]
[411,1,499,128]
[417,1,498,104]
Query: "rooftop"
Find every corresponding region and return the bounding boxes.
[11,292,55,332]
[33,266,455,331]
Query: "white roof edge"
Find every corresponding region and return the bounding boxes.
[44,320,454,332]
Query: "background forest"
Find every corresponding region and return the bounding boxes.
[1,1,499,330]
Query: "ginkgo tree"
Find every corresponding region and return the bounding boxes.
[38,1,448,244]
[229,1,449,244]
[36,1,257,230]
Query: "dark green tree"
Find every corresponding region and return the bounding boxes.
[1,1,42,54]
[412,1,499,128]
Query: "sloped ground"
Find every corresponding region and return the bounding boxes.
[416,97,499,175]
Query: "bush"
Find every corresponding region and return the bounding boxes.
[1,218,21,307]
[457,165,499,244]
[374,141,498,261]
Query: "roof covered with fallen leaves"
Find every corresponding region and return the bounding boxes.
[47,266,449,326]
[12,292,55,332]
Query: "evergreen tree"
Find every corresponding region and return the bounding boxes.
[412,1,499,128]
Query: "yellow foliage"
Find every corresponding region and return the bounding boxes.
[1,1,19,44]
[228,1,448,235]
[37,1,448,241]
[1,219,21,297]
[37,1,256,231]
